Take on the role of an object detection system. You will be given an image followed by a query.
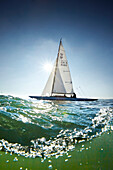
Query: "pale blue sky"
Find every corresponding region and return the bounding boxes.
[0,0,113,99]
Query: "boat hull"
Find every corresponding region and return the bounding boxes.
[29,96,97,101]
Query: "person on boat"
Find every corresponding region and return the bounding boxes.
[73,93,76,98]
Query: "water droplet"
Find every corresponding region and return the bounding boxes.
[111,126,113,130]
[68,155,71,158]
[65,159,68,162]
[55,155,59,159]
[48,165,52,169]
[48,160,52,163]
[13,157,18,162]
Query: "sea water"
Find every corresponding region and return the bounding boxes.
[0,95,113,168]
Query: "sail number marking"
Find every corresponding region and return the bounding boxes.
[61,60,67,66]
[65,81,72,84]
[60,53,67,66]
[60,53,63,59]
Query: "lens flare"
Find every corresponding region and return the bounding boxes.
[43,62,53,72]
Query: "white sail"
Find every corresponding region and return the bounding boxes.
[52,67,67,94]
[42,39,74,96]
[42,64,55,96]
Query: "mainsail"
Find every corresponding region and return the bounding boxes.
[42,39,74,97]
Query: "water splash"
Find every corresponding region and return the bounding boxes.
[0,95,113,158]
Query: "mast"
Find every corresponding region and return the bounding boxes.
[51,39,62,96]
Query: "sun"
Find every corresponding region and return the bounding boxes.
[43,62,53,72]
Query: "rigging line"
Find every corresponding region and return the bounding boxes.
[75,87,83,96]
[51,57,58,96]
[51,41,61,96]
[78,86,86,96]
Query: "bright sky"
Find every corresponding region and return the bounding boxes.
[0,0,113,99]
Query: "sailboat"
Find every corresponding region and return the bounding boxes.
[29,39,97,101]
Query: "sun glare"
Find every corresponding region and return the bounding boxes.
[43,62,53,72]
